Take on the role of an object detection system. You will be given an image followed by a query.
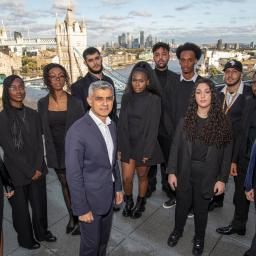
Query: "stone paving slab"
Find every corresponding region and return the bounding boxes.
[2,170,255,256]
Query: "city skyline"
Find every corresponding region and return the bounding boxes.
[0,0,256,45]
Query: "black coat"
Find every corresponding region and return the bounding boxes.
[155,69,180,161]
[38,94,85,169]
[218,85,253,165]
[0,107,47,186]
[117,92,164,166]
[167,119,232,198]
[71,72,118,122]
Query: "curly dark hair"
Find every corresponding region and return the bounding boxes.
[125,61,161,96]
[43,63,70,95]
[152,42,170,53]
[183,78,232,146]
[176,42,202,60]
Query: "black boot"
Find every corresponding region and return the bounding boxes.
[122,195,134,217]
[192,237,204,256]
[130,196,146,219]
[66,209,77,234]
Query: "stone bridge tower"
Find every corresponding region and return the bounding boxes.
[55,1,87,83]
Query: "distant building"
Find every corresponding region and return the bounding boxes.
[140,31,145,49]
[0,23,7,40]
[103,51,137,68]
[133,38,139,49]
[205,49,251,69]
[217,39,223,50]
[235,43,240,50]
[145,34,153,48]
[120,33,127,48]
[127,32,132,49]
[0,47,22,76]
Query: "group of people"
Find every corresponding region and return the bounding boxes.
[0,42,255,256]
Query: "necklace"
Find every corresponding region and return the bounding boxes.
[222,89,238,114]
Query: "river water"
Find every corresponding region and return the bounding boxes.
[24,60,181,109]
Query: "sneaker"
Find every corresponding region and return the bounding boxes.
[187,210,194,218]
[162,198,176,209]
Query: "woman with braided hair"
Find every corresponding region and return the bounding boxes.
[166,78,232,255]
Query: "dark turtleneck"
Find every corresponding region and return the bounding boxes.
[155,68,168,88]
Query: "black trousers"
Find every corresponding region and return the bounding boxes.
[79,207,113,256]
[231,165,250,229]
[247,189,256,256]
[0,178,3,233]
[9,176,48,248]
[175,161,211,238]
[148,163,175,199]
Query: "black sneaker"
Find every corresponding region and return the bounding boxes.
[162,198,176,209]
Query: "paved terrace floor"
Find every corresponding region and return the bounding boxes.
[3,167,255,256]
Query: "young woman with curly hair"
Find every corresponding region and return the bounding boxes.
[166,78,232,256]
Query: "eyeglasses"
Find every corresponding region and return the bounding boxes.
[48,75,66,81]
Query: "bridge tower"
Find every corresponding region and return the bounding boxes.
[0,21,7,41]
[55,1,87,83]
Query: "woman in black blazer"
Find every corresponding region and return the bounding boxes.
[118,61,163,219]
[0,75,56,250]
[38,63,84,235]
[167,78,232,256]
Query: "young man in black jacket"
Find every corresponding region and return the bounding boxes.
[163,42,203,212]
[71,47,118,123]
[216,60,255,237]
[146,42,179,206]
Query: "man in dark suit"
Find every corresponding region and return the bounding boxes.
[71,47,118,122]
[216,60,254,236]
[244,73,256,256]
[147,42,179,202]
[65,80,123,256]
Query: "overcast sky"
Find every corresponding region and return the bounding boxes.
[0,0,255,45]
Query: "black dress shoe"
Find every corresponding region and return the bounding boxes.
[113,205,121,212]
[208,200,223,211]
[216,224,245,235]
[44,230,57,242]
[25,242,41,250]
[192,238,204,256]
[167,230,182,247]
[244,249,251,256]
[66,218,76,234]
[71,225,81,236]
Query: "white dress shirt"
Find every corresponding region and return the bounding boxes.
[180,73,198,83]
[89,110,115,181]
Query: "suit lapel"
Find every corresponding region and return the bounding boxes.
[109,123,116,166]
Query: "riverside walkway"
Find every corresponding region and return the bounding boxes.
[3,169,255,256]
